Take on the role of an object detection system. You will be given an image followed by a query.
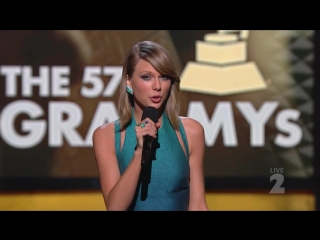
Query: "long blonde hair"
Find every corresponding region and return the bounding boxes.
[118,41,181,130]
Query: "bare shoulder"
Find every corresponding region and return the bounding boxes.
[92,121,116,143]
[179,116,204,137]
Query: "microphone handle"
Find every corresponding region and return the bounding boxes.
[141,137,152,166]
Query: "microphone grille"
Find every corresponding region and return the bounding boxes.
[141,106,158,123]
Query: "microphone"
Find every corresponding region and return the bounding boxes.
[141,106,158,166]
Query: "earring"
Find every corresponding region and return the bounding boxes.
[126,85,133,95]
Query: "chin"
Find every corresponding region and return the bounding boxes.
[148,103,161,108]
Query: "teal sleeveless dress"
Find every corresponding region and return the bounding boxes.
[114,112,190,211]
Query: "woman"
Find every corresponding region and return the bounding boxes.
[92,40,208,211]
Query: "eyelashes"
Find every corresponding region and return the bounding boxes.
[141,75,171,81]
[141,75,151,80]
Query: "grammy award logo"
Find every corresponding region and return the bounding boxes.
[180,30,268,95]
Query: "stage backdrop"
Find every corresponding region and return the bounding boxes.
[0,30,314,191]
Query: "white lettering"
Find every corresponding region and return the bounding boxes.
[0,100,46,148]
[0,66,21,97]
[48,102,83,147]
[81,66,122,98]
[81,66,104,98]
[22,66,49,97]
[51,66,70,97]
[102,66,122,97]
[274,109,302,147]
[187,101,237,146]
[236,101,278,146]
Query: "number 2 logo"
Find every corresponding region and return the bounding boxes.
[269,173,285,194]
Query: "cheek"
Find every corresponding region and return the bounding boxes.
[165,81,172,91]
[133,82,149,92]
[162,82,172,96]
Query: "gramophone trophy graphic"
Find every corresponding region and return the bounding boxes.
[180,30,268,95]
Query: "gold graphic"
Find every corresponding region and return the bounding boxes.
[180,30,268,95]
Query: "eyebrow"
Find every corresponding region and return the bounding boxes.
[139,71,160,75]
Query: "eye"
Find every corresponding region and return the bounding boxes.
[160,75,170,80]
[141,75,151,80]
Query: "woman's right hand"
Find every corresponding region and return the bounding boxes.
[134,118,159,150]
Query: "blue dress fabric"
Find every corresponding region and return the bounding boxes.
[114,111,190,211]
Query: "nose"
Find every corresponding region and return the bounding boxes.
[152,78,161,91]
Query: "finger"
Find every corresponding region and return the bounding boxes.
[139,125,157,138]
[141,118,155,125]
[143,118,158,135]
[136,122,146,128]
[136,118,158,136]
[134,126,145,148]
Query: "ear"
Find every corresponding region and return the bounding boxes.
[126,75,131,87]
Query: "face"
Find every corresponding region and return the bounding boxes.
[127,59,171,110]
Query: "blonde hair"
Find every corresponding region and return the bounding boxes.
[118,41,181,130]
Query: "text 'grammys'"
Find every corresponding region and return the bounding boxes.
[0,66,302,149]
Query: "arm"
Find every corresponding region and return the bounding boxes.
[181,117,209,211]
[92,122,142,211]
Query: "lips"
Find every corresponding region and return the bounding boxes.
[150,96,161,103]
